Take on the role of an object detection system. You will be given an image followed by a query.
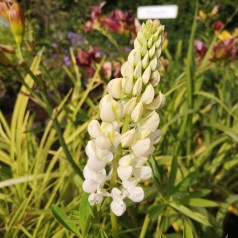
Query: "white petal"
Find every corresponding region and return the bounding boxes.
[127,187,144,202]
[131,138,151,156]
[87,157,106,171]
[147,92,165,110]
[82,179,98,193]
[119,154,135,167]
[111,199,126,216]
[131,156,148,168]
[95,135,111,149]
[124,76,133,95]
[122,178,140,188]
[131,102,143,122]
[88,193,104,205]
[117,165,133,180]
[148,129,162,144]
[120,128,136,147]
[133,77,143,96]
[87,120,101,138]
[97,149,113,163]
[124,97,137,116]
[107,78,123,99]
[141,84,155,104]
[111,187,123,202]
[99,95,116,122]
[138,111,160,132]
[133,166,152,180]
[85,140,97,160]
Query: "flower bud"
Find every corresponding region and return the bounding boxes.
[0,3,9,20]
[125,62,134,79]
[149,44,155,58]
[9,3,25,46]
[147,92,165,110]
[138,111,160,132]
[147,36,153,48]
[155,35,162,49]
[131,101,143,122]
[133,61,142,79]
[123,76,133,95]
[142,52,149,69]
[128,49,141,66]
[141,84,154,104]
[137,30,146,45]
[134,38,141,48]
[150,56,158,71]
[142,65,151,84]
[141,42,147,57]
[150,70,160,86]
[121,128,136,147]
[107,78,123,99]
[124,97,137,116]
[121,61,127,77]
[133,77,143,96]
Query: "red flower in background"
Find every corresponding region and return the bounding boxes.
[102,9,135,35]
[212,37,237,62]
[76,48,104,75]
[84,1,136,37]
[212,20,224,32]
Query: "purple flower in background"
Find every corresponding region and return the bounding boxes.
[64,55,70,67]
[67,32,88,47]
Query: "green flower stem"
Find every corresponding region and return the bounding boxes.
[21,62,83,179]
[109,116,130,238]
[139,214,150,238]
[110,209,119,238]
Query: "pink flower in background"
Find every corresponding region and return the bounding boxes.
[194,40,208,60]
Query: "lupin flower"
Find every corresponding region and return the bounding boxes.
[83,19,165,216]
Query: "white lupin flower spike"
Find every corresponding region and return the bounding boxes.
[82,19,165,216]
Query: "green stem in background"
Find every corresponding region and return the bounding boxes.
[139,214,150,238]
[20,62,83,179]
[16,45,24,62]
[185,1,198,157]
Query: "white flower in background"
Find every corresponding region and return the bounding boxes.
[82,19,165,216]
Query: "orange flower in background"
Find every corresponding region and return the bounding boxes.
[0,1,25,46]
